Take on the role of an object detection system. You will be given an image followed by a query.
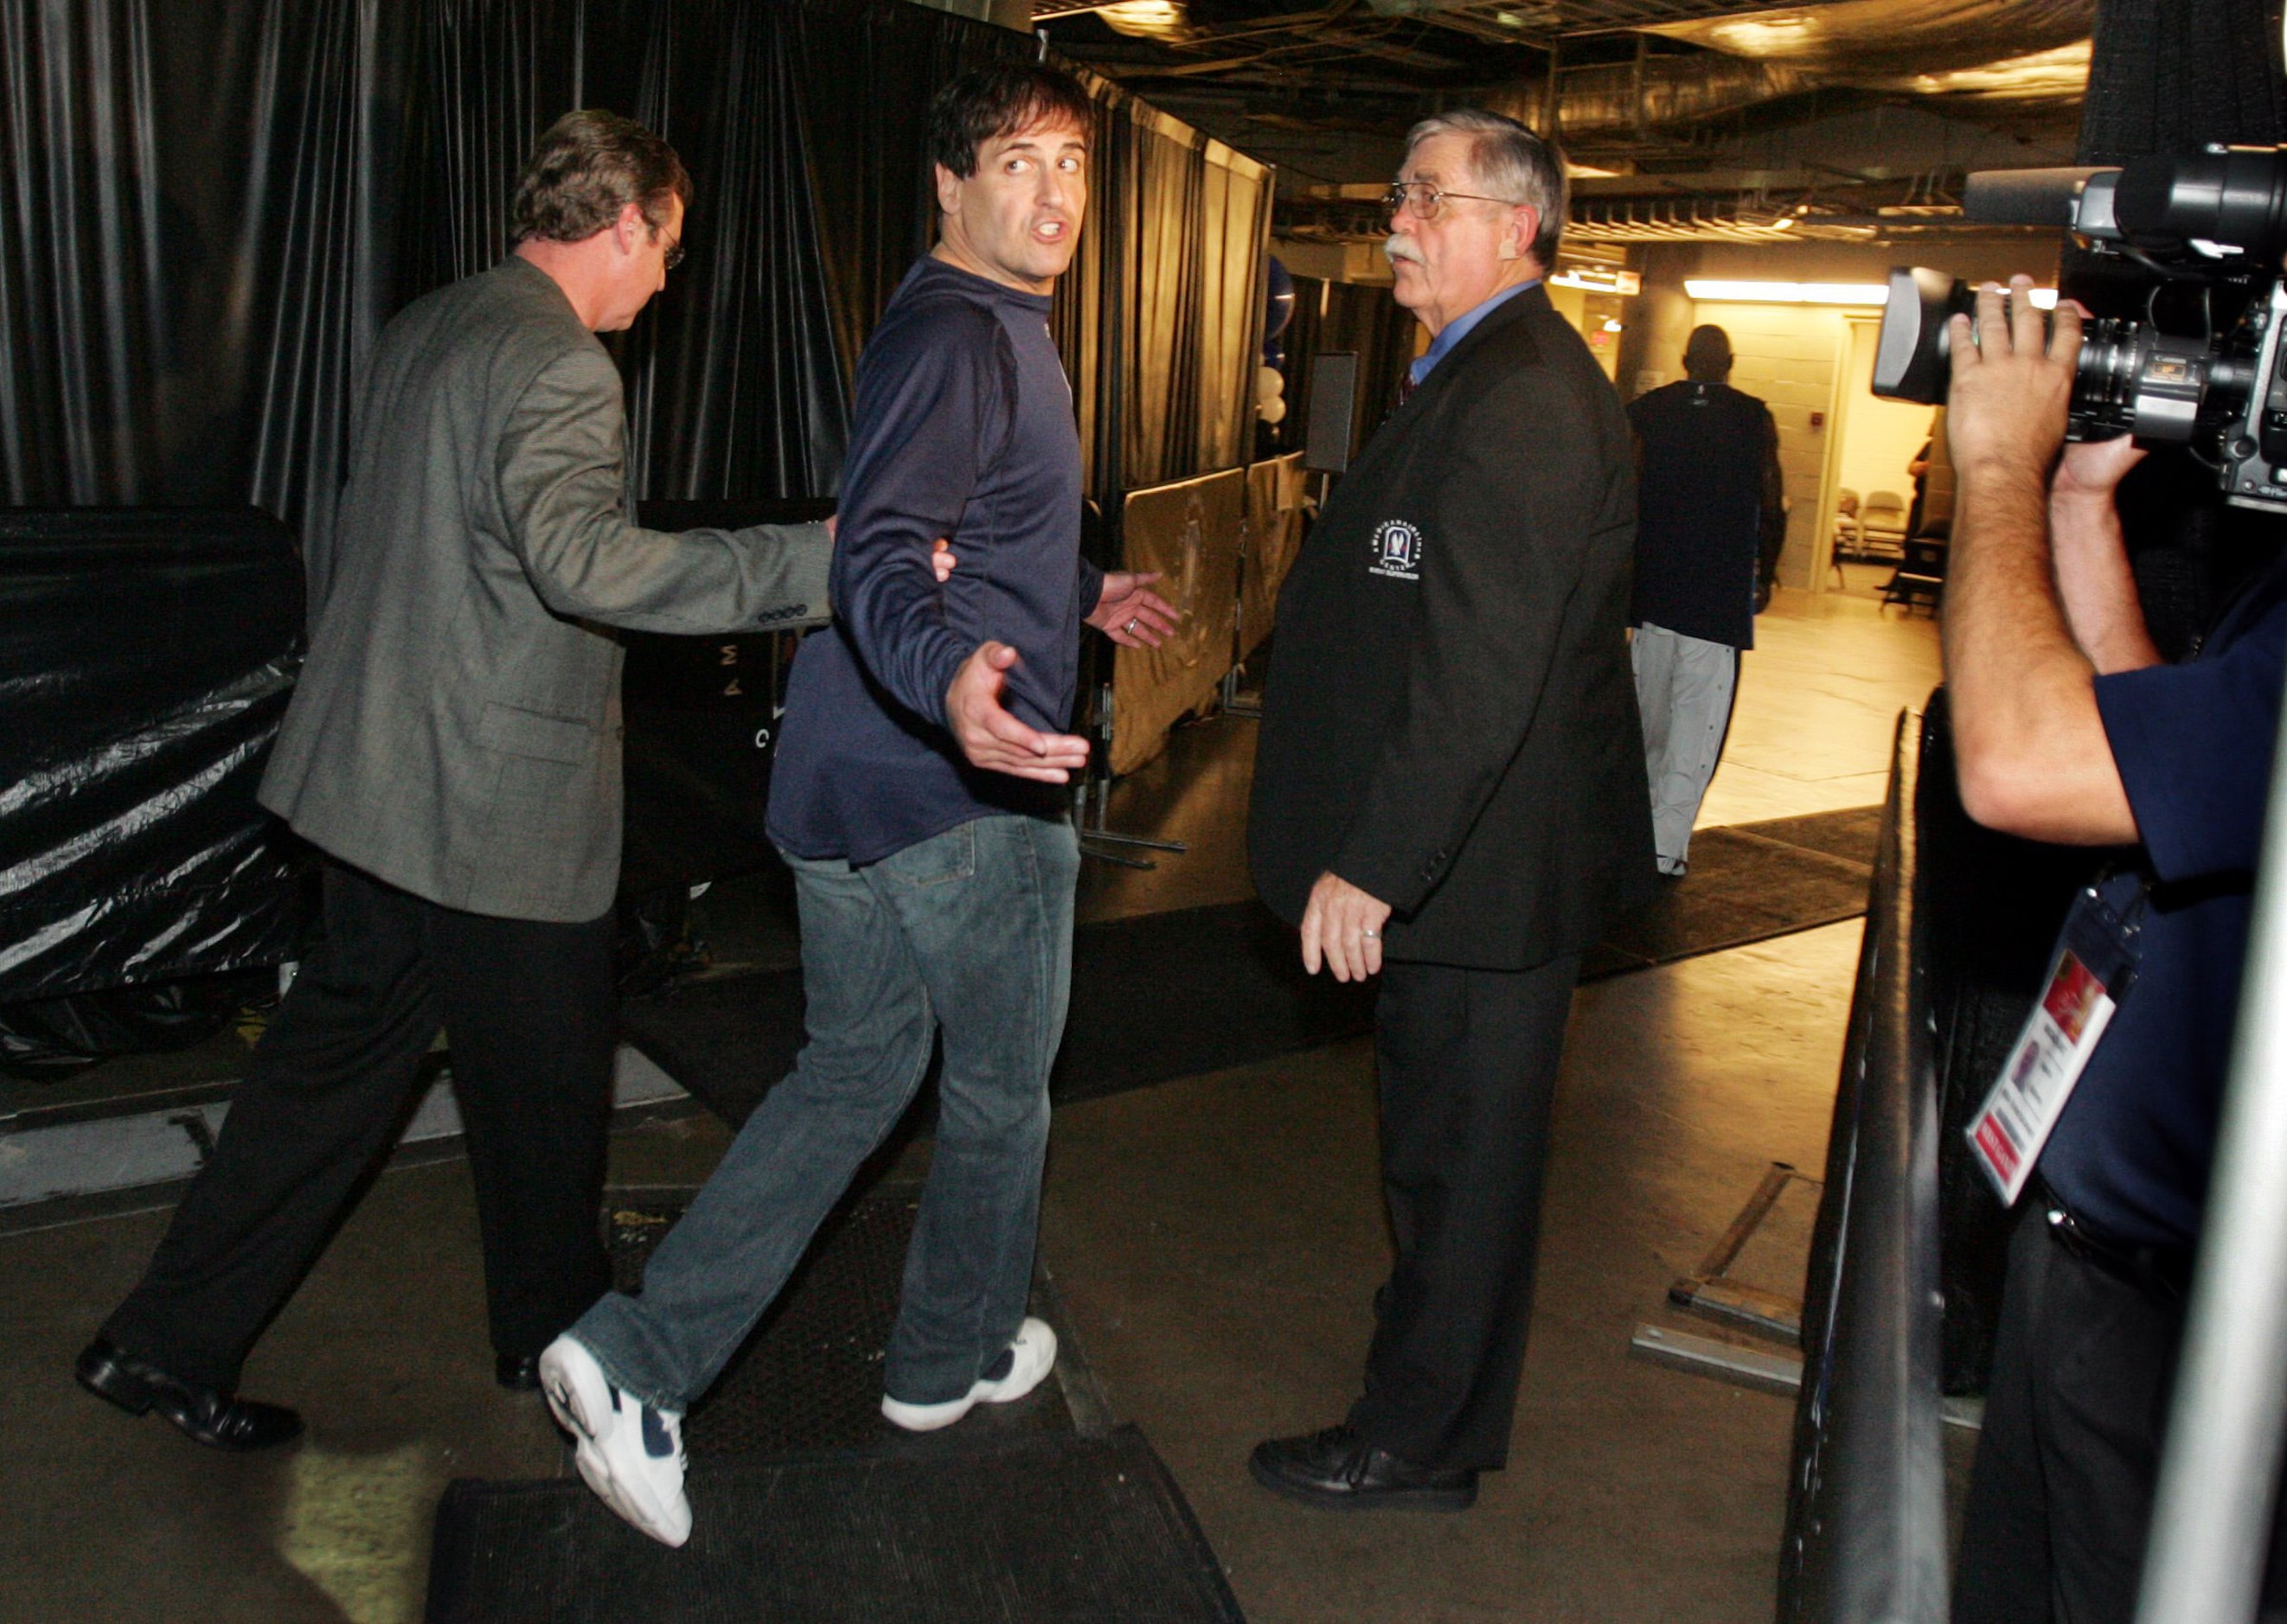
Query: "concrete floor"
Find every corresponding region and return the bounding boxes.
[1042,924,1860,1624]
[0,580,1942,1623]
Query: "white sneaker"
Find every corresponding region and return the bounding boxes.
[881,1317,1059,1433]
[540,1334,692,1548]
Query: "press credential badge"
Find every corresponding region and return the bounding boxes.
[1966,883,2142,1205]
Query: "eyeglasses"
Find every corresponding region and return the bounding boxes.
[658,228,684,272]
[1384,179,1522,222]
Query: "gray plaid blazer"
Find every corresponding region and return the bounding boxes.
[261,256,830,923]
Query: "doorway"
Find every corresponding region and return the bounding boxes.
[1819,317,1938,596]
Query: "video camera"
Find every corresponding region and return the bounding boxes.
[1874,145,2287,514]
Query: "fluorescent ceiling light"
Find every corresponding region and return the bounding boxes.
[1551,267,1642,295]
[1684,279,2060,309]
[1686,280,1888,305]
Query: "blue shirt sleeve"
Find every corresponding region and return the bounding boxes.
[2095,603,2287,883]
[830,302,1013,727]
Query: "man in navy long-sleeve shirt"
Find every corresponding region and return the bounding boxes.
[542,62,1175,1547]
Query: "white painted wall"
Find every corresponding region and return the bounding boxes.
[1835,317,1938,520]
[1686,301,1845,591]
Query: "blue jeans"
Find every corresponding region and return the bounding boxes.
[572,813,1080,1410]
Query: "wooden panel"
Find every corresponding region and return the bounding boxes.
[1111,467,1247,775]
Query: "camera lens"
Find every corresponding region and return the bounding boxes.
[2069,319,2140,438]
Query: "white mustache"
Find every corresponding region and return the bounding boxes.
[1384,232,1424,266]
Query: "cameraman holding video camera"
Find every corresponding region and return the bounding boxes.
[1944,273,2287,1621]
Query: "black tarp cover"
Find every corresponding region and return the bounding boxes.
[0,509,306,1003]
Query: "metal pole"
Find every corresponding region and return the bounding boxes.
[2133,689,2287,1624]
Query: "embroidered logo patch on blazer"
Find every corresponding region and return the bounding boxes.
[1368,518,1424,581]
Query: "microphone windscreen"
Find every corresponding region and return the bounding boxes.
[1962,168,2111,227]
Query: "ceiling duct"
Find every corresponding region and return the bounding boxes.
[1095,0,1199,44]
[1473,0,2090,141]
[1363,0,1552,18]
[1485,53,1816,135]
[1644,0,2092,80]
[1863,41,2090,104]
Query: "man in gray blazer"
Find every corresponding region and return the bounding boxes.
[77,111,835,1450]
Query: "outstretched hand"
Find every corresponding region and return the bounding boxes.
[945,642,1092,783]
[1086,572,1181,649]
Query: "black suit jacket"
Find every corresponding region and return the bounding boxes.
[1249,284,1656,970]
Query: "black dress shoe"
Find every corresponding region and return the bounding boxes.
[495,1352,542,1392]
[1249,1423,1477,1511]
[75,1339,302,1453]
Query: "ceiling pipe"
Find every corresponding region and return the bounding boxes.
[1477,0,2091,140]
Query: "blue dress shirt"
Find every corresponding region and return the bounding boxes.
[1407,278,1542,387]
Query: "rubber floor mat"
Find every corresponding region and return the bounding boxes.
[605,1192,1074,1455]
[1579,810,1876,980]
[425,1423,1246,1624]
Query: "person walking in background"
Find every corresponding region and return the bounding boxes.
[1626,323,1786,876]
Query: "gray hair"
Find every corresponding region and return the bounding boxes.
[1405,108,1566,265]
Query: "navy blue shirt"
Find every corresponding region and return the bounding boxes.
[768,258,1101,865]
[2039,547,2287,1250]
[1627,380,1783,650]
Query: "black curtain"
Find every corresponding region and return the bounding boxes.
[1,0,1267,527]
[400,0,838,502]
[0,0,1274,1011]
[1094,99,1271,494]
[0,0,411,540]
[1283,273,1417,467]
[789,0,1029,395]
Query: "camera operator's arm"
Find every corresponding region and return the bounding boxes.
[2050,435,2163,675]
[1943,277,2139,845]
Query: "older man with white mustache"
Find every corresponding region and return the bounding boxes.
[1248,108,1653,1511]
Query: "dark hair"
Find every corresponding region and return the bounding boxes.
[1683,324,1734,380]
[926,62,1094,181]
[510,110,692,245]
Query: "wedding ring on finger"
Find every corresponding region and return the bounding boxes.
[1360,928,1380,939]
[1124,618,1138,634]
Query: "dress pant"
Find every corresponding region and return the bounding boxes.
[102,860,618,1392]
[1953,1202,2287,1624]
[1348,950,1581,1472]
[1630,622,1739,874]
[573,814,1079,1412]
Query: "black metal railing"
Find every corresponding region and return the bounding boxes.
[1776,707,1949,1623]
